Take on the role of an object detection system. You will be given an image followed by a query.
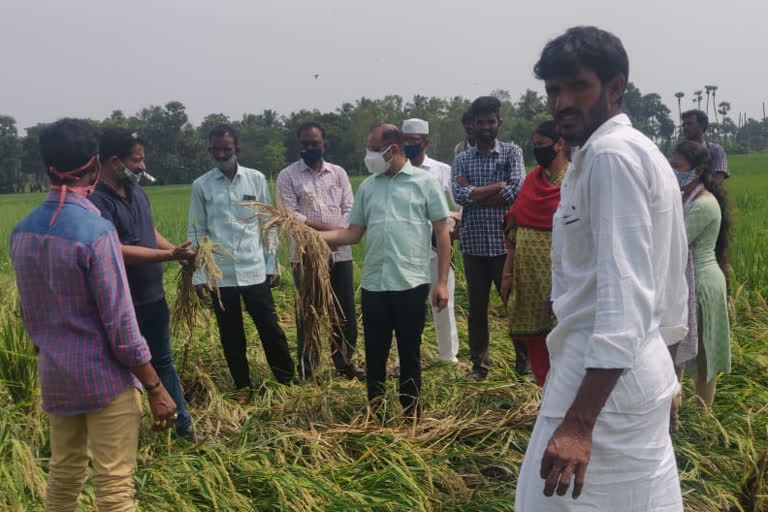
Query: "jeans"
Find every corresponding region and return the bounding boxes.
[361,284,430,416]
[211,283,295,388]
[294,260,358,376]
[134,298,192,435]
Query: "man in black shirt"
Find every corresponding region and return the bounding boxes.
[90,127,197,441]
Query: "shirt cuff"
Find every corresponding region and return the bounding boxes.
[583,333,635,370]
[660,324,688,346]
[264,251,277,275]
[120,336,152,368]
[457,186,474,206]
[191,269,207,286]
[498,184,517,203]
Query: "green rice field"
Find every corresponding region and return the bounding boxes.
[1,153,767,511]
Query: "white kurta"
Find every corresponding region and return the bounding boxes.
[516,114,688,511]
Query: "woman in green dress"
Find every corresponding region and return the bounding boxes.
[500,121,569,386]
[669,140,731,407]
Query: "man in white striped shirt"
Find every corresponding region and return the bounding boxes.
[277,122,364,381]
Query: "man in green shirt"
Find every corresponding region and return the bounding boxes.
[320,123,452,418]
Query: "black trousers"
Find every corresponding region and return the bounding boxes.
[293,260,358,377]
[211,283,295,388]
[361,284,430,416]
[463,253,528,375]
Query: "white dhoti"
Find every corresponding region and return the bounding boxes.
[515,401,683,512]
[428,253,459,362]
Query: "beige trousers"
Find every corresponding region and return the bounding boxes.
[46,387,143,512]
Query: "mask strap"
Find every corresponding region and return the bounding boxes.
[48,155,98,226]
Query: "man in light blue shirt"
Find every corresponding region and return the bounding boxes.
[320,123,452,418]
[187,124,295,403]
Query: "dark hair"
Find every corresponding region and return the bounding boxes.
[296,121,326,140]
[534,26,629,103]
[40,118,99,184]
[469,96,501,119]
[461,110,474,125]
[370,123,403,147]
[674,140,730,273]
[533,120,560,141]
[99,127,144,161]
[682,109,709,131]
[208,123,239,146]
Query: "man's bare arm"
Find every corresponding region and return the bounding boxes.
[468,182,507,201]
[306,219,346,232]
[540,368,623,500]
[319,224,365,247]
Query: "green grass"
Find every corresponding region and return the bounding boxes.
[0,155,767,511]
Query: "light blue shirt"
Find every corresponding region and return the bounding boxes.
[187,165,277,287]
[350,162,450,292]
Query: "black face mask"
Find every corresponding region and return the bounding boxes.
[300,148,323,166]
[533,144,557,169]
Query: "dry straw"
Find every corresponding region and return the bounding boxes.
[238,200,342,377]
[170,235,232,378]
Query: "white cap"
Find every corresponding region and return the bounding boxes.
[402,118,429,135]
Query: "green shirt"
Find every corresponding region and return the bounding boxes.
[187,165,277,287]
[350,162,450,292]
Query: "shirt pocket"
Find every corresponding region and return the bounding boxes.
[390,182,420,223]
[203,185,232,210]
[558,203,591,267]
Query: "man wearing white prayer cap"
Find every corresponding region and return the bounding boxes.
[393,118,464,370]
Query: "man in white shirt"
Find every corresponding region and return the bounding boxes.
[515,26,688,511]
[399,118,463,365]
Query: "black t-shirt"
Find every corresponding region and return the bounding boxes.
[90,182,165,306]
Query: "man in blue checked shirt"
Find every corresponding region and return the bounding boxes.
[452,96,528,380]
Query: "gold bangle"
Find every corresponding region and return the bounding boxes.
[503,273,513,278]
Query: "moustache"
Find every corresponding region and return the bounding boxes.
[555,109,582,122]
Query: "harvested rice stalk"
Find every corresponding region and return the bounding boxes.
[238,200,341,375]
[170,235,233,378]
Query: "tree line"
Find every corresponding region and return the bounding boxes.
[1,83,766,194]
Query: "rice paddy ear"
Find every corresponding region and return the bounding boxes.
[238,200,341,375]
[171,235,232,379]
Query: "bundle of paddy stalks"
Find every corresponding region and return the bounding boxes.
[170,235,232,378]
[238,200,341,376]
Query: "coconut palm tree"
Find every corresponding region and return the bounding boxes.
[694,90,704,110]
[674,92,685,124]
[711,86,719,123]
[718,101,731,143]
[704,85,715,115]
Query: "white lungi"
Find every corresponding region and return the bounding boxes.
[428,253,459,362]
[515,401,683,512]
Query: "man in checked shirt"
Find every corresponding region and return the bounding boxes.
[10,118,176,511]
[277,121,365,381]
[452,96,528,380]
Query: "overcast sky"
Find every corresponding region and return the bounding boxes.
[1,0,766,131]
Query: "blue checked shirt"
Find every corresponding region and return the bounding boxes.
[451,140,525,256]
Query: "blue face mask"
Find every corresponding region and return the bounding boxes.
[675,169,698,187]
[300,148,323,167]
[404,144,422,160]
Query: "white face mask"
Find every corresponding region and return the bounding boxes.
[364,145,393,175]
[120,166,141,185]
[217,155,238,172]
